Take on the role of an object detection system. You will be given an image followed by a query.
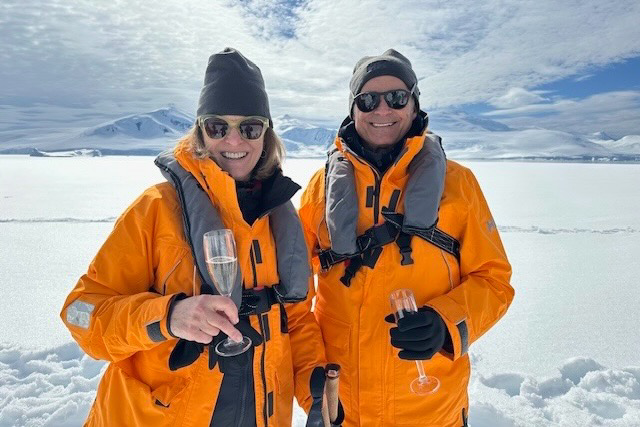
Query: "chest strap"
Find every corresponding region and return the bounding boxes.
[317,211,460,286]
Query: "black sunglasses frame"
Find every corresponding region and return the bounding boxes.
[198,115,269,141]
[353,84,418,113]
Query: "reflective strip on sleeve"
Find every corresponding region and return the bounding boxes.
[66,300,95,329]
[457,320,469,355]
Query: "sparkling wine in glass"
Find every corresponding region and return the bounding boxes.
[203,229,251,357]
[390,288,440,395]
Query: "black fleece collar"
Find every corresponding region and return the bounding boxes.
[338,111,429,174]
[236,169,300,225]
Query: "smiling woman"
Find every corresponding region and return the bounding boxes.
[59,47,328,427]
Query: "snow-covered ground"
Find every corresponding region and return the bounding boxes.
[1,156,639,426]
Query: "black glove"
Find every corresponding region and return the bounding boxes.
[306,365,346,427]
[385,306,448,360]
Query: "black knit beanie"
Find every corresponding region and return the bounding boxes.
[197,47,271,124]
[348,49,420,117]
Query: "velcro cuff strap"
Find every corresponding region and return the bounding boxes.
[427,294,469,360]
[146,294,180,344]
[146,321,167,343]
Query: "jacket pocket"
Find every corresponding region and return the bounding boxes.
[87,363,189,426]
[153,244,189,296]
[392,354,470,426]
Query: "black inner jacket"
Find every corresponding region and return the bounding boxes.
[338,111,428,175]
[211,168,300,427]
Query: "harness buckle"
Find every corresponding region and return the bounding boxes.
[239,286,278,316]
[356,221,398,252]
[318,249,349,272]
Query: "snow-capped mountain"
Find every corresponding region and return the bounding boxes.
[442,128,618,160]
[588,131,616,142]
[1,106,639,161]
[274,114,337,157]
[588,134,640,155]
[428,110,513,132]
[83,106,193,140]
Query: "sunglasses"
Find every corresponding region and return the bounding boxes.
[198,115,269,140]
[353,87,414,113]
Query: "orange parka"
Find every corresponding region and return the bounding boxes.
[299,123,514,427]
[60,140,326,426]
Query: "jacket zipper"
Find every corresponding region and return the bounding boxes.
[259,314,268,426]
[372,171,381,225]
[250,246,258,288]
[251,245,268,426]
[161,257,182,295]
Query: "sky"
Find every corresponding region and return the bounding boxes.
[1,0,639,139]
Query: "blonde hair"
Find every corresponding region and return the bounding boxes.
[182,123,285,181]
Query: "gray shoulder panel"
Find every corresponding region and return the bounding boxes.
[155,151,243,307]
[324,150,359,255]
[404,133,446,230]
[270,201,311,302]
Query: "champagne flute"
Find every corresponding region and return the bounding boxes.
[203,229,251,357]
[390,289,440,395]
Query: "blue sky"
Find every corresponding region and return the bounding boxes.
[0,0,639,139]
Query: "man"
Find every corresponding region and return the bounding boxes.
[299,49,514,426]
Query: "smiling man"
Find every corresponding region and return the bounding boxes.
[299,49,515,426]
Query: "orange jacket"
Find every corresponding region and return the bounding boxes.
[299,129,514,427]
[61,140,326,426]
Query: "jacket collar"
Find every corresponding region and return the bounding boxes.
[173,140,300,226]
[335,110,431,180]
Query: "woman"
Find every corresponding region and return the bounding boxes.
[61,48,327,427]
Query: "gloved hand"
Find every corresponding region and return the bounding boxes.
[306,366,345,427]
[385,306,448,360]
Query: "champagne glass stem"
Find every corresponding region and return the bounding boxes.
[415,360,428,382]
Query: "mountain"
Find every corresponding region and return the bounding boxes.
[588,134,640,155]
[83,107,193,139]
[588,131,615,142]
[428,110,513,132]
[274,114,336,157]
[441,128,620,160]
[0,106,194,155]
[1,106,639,161]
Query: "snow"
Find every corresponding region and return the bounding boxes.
[1,156,639,426]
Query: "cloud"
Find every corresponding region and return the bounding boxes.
[484,90,640,137]
[489,87,549,109]
[1,0,639,130]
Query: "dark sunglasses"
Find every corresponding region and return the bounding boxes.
[354,88,413,113]
[198,115,269,140]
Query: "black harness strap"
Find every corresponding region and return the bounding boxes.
[317,212,460,286]
[238,286,280,316]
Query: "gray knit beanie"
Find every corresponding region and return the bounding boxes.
[348,49,419,117]
[197,47,271,124]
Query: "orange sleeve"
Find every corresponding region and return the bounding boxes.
[60,191,178,362]
[427,168,514,361]
[287,170,327,412]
